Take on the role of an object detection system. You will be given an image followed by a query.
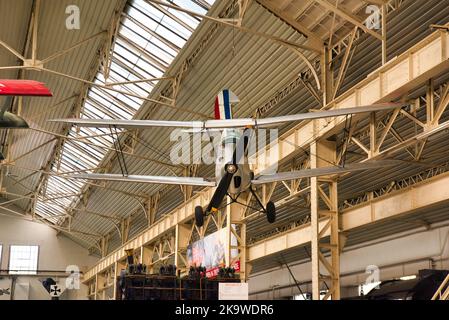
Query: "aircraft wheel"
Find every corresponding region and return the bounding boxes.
[266,201,276,224]
[195,206,204,228]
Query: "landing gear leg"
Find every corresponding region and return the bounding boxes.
[249,188,277,224]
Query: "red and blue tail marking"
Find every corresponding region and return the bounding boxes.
[214,89,238,120]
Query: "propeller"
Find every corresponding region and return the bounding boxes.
[205,129,251,214]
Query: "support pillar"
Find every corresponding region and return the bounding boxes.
[180,165,199,202]
[120,216,131,245]
[142,245,155,274]
[175,223,191,274]
[426,79,435,126]
[382,4,387,65]
[94,274,100,300]
[113,260,126,300]
[225,192,251,281]
[310,139,340,300]
[321,46,333,106]
[99,236,109,258]
[146,192,160,226]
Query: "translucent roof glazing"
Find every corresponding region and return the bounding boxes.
[35,0,214,224]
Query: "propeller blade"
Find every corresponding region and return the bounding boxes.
[206,171,234,213]
[232,128,251,165]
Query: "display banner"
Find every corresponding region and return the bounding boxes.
[187,226,240,277]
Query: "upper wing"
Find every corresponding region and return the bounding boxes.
[50,103,405,129]
[255,103,405,127]
[0,80,52,96]
[66,173,216,187]
[252,160,402,185]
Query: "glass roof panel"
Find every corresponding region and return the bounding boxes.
[34,0,214,224]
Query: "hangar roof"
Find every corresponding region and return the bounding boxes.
[1,0,449,261]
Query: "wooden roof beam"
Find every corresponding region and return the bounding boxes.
[257,0,324,52]
[314,0,383,41]
[364,0,388,5]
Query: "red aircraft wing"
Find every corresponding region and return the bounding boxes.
[0,80,52,97]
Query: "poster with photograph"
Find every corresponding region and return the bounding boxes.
[187,226,240,278]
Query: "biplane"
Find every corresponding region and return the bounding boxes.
[51,89,404,227]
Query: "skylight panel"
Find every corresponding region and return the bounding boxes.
[34,0,215,225]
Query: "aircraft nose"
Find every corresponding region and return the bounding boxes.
[225,163,238,174]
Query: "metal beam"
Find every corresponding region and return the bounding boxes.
[310,140,340,300]
[381,4,387,64]
[333,27,357,100]
[314,0,383,41]
[257,0,324,52]
[253,29,449,175]
[146,0,322,53]
[248,171,449,262]
[365,0,388,5]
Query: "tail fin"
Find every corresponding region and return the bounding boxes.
[214,89,239,120]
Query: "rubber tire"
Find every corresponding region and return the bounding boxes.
[266,201,276,224]
[195,206,204,228]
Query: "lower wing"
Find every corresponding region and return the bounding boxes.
[252,160,403,185]
[66,173,216,187]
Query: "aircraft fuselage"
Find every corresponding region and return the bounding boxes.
[215,129,252,196]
